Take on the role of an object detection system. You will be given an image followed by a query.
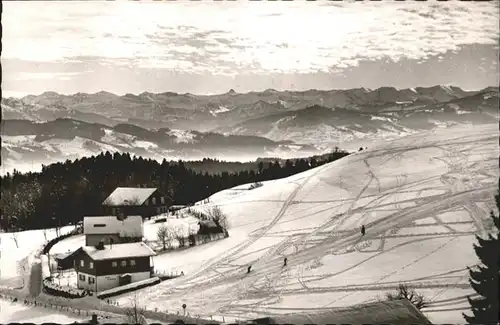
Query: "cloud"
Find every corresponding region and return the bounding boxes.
[2,1,498,78]
[15,72,85,81]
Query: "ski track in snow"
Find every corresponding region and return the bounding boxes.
[107,124,498,323]
[112,124,498,319]
[1,124,498,324]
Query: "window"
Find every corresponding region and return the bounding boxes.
[112,261,118,268]
[152,197,156,205]
[88,276,95,284]
[80,260,84,267]
[121,260,127,267]
[89,262,94,269]
[161,197,165,204]
[93,224,106,228]
[130,260,136,266]
[79,274,86,281]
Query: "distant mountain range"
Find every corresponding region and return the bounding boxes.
[216,87,499,146]
[1,85,498,173]
[1,119,316,174]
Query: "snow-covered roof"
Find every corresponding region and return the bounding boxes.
[245,300,431,325]
[102,187,157,206]
[82,242,156,260]
[83,216,143,237]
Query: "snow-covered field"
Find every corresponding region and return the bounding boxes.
[107,123,498,323]
[264,122,420,152]
[0,299,86,323]
[0,226,74,288]
[1,123,497,323]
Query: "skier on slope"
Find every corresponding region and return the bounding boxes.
[361,224,366,236]
[283,257,288,267]
[247,265,252,273]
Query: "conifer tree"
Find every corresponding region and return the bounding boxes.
[463,180,500,324]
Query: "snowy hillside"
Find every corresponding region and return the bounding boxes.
[0,299,86,323]
[110,123,498,324]
[0,226,74,289]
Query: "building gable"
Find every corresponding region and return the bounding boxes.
[82,242,156,261]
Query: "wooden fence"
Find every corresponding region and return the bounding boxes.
[0,293,114,320]
[0,290,241,324]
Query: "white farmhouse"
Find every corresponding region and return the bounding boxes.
[83,215,143,246]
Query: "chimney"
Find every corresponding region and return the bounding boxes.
[90,313,98,325]
[96,240,104,250]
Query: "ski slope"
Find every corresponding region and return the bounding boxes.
[114,123,499,324]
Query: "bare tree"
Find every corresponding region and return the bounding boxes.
[385,284,429,310]
[173,225,186,247]
[12,232,19,248]
[187,223,199,246]
[208,206,229,234]
[157,225,173,251]
[125,292,146,324]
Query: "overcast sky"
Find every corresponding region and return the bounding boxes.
[2,1,499,97]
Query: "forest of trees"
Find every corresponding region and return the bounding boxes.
[0,149,350,232]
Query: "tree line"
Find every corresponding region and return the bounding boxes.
[0,149,350,232]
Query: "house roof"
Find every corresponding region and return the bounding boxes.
[245,299,432,325]
[102,187,157,206]
[82,242,156,260]
[83,216,143,237]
